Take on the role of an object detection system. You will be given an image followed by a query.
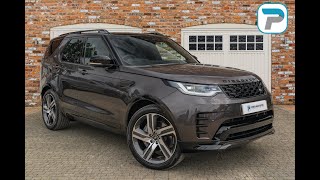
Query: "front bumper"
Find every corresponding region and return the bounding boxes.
[160,90,274,151]
[181,123,274,151]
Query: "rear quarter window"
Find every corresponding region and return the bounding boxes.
[44,37,63,58]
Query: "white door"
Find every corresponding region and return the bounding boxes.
[50,23,142,39]
[181,24,271,91]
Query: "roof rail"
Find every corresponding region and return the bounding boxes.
[146,32,166,36]
[59,29,111,37]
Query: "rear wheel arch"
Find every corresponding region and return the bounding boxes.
[41,84,59,98]
[42,89,70,130]
[41,85,52,98]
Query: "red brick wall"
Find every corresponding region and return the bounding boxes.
[25,0,295,106]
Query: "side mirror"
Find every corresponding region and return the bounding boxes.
[89,55,115,68]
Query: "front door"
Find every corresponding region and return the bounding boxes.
[73,36,127,129]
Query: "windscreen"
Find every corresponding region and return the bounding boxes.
[108,35,197,66]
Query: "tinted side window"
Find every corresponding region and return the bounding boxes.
[44,38,63,59]
[84,37,112,65]
[61,38,85,64]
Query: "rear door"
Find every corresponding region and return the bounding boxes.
[58,37,88,116]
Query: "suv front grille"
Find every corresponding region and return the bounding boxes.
[219,81,266,99]
[213,110,273,141]
[221,110,273,127]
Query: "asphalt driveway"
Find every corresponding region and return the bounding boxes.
[25,106,294,179]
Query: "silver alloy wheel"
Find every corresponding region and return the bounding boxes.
[42,93,57,126]
[132,113,177,164]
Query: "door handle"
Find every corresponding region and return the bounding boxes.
[50,64,59,72]
[80,69,88,75]
[54,64,59,70]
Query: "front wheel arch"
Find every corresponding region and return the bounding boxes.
[125,97,181,141]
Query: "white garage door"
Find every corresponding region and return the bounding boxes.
[181,24,271,91]
[50,23,142,39]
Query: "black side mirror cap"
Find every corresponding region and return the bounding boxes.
[89,55,116,68]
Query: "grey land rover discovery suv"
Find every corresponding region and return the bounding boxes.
[40,29,274,169]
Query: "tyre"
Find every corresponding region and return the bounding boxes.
[127,104,184,169]
[42,89,70,130]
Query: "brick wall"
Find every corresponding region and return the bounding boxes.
[25,0,295,106]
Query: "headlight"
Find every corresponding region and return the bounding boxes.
[167,81,221,97]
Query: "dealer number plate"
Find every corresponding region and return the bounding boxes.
[241,100,267,115]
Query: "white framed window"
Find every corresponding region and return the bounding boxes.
[189,35,223,51]
[229,35,263,51]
